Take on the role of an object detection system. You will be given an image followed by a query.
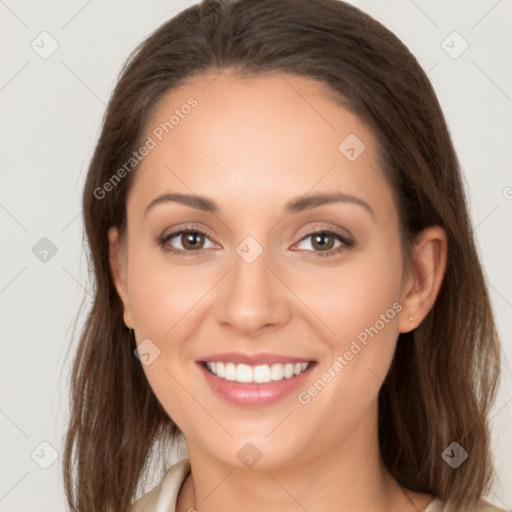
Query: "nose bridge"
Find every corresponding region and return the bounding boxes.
[215,233,289,333]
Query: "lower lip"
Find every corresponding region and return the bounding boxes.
[197,362,316,407]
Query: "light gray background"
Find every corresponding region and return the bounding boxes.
[1,1,511,511]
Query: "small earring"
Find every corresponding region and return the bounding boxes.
[409,315,414,322]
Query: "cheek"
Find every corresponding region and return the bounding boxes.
[125,247,218,424]
[292,240,404,350]
[289,245,404,443]
[126,246,209,341]
[295,238,404,407]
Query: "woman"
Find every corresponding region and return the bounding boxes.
[63,0,507,511]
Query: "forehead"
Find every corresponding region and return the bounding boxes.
[127,70,396,225]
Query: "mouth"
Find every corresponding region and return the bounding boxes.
[196,353,317,407]
[200,360,313,384]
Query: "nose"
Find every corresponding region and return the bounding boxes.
[214,242,292,336]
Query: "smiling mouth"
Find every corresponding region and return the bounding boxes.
[200,361,315,384]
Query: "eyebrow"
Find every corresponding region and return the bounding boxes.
[144,191,375,218]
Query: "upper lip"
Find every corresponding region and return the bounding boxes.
[197,352,316,366]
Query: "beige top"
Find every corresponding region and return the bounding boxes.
[128,458,509,512]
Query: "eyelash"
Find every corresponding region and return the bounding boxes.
[157,225,354,257]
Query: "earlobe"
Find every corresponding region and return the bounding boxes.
[108,227,134,329]
[398,225,448,333]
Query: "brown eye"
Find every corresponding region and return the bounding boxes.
[293,229,354,257]
[180,231,206,250]
[158,229,216,254]
[310,232,337,251]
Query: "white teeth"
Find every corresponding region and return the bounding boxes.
[225,362,236,381]
[216,362,225,378]
[236,364,253,383]
[254,364,271,383]
[284,363,294,378]
[205,361,310,383]
[270,363,284,381]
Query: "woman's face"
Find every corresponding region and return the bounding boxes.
[110,70,419,469]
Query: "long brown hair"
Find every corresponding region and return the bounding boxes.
[63,0,502,510]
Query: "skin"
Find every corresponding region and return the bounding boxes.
[109,70,448,512]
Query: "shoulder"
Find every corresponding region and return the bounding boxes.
[425,497,511,512]
[127,485,160,512]
[127,458,191,512]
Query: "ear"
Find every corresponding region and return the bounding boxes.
[398,225,448,333]
[108,226,134,329]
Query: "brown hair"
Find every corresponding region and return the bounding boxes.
[63,0,502,510]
